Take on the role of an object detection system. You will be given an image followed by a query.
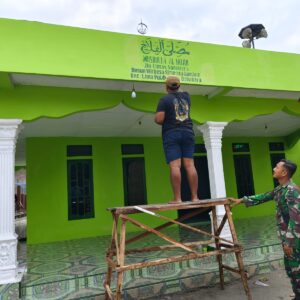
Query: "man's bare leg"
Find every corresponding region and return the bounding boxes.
[168,158,182,203]
[183,158,199,201]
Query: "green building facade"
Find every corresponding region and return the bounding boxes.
[0,17,299,284]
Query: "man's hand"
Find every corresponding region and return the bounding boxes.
[154,111,165,125]
[228,198,243,205]
[228,198,243,209]
[283,244,293,257]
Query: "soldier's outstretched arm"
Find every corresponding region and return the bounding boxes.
[242,189,276,207]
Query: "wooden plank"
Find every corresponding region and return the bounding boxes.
[108,198,229,214]
[104,284,114,300]
[225,204,239,243]
[137,207,236,246]
[212,207,225,290]
[121,214,198,254]
[113,216,120,266]
[124,239,214,254]
[116,247,240,272]
[125,207,209,245]
[106,212,118,255]
[235,250,252,300]
[106,256,117,268]
[105,200,250,300]
[216,213,228,236]
[115,219,126,300]
[225,204,252,300]
[222,264,240,274]
[104,213,118,300]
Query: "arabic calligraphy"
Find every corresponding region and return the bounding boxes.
[140,38,190,56]
[130,37,201,83]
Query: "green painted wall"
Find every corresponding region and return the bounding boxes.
[1,18,298,244]
[1,18,300,91]
[26,137,177,244]
[15,166,26,171]
[0,85,299,122]
[0,18,300,122]
[224,137,282,219]
[286,131,300,184]
[27,135,293,244]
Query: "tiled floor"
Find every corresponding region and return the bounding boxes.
[0,215,283,300]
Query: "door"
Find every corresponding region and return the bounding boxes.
[178,156,211,222]
[122,157,147,206]
[233,154,255,198]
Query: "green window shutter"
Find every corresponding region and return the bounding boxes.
[233,154,255,198]
[122,157,147,206]
[67,159,94,220]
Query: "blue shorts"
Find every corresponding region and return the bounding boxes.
[163,129,195,164]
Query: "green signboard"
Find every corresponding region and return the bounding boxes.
[130,37,202,84]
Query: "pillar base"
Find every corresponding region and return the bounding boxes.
[0,235,26,284]
[0,265,26,284]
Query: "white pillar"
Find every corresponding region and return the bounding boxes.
[0,119,25,284]
[198,122,232,241]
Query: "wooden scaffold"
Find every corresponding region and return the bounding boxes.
[104,198,252,300]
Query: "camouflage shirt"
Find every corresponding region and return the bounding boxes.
[243,180,300,248]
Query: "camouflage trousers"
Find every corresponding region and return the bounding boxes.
[284,249,300,297]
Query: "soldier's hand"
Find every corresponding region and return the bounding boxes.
[283,245,293,257]
[228,198,243,207]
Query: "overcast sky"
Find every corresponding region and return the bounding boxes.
[1,0,300,54]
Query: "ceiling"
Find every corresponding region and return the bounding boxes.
[11,73,216,96]
[15,104,300,165]
[224,111,300,136]
[10,73,300,100]
[10,72,300,164]
[227,88,300,100]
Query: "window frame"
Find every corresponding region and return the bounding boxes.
[67,158,95,220]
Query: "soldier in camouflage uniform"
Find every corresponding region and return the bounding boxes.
[231,159,300,300]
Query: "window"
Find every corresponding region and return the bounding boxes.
[121,144,144,155]
[269,142,285,152]
[67,146,94,220]
[67,145,92,157]
[232,143,255,198]
[232,143,250,153]
[194,143,206,153]
[121,144,147,206]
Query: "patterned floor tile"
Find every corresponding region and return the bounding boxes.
[0,215,284,300]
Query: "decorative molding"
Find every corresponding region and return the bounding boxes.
[198,122,231,241]
[0,265,26,284]
[198,122,228,150]
[0,120,22,152]
[0,239,17,269]
[0,119,22,138]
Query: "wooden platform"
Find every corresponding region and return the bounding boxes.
[104,199,252,300]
